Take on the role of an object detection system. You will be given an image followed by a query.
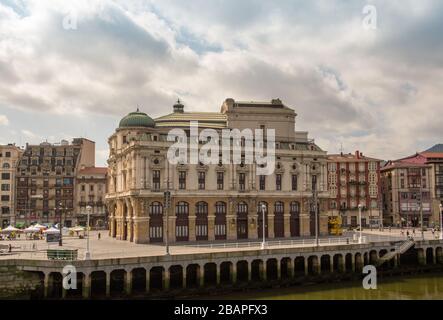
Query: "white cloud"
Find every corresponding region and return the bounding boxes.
[0,115,8,125]
[0,0,441,160]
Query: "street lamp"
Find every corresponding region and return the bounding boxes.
[261,204,266,250]
[439,203,443,240]
[85,205,92,260]
[358,204,363,244]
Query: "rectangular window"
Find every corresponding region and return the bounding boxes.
[1,206,10,214]
[217,172,224,190]
[153,170,161,190]
[1,184,10,191]
[198,171,206,190]
[1,173,10,180]
[90,185,94,192]
[292,175,298,191]
[179,171,186,190]
[1,195,10,202]
[239,173,246,191]
[312,175,317,190]
[5,152,11,157]
[259,175,266,191]
[276,174,282,191]
[81,184,85,191]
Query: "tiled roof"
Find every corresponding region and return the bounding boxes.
[423,144,443,153]
[155,112,227,129]
[327,153,382,162]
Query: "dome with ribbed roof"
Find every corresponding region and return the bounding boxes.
[119,109,155,128]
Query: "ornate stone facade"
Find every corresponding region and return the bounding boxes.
[106,98,330,244]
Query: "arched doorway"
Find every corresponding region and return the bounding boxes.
[196,202,209,241]
[175,202,189,242]
[149,202,163,243]
[237,202,248,239]
[215,202,227,240]
[274,201,284,238]
[290,201,300,237]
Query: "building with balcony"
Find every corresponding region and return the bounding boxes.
[75,166,108,229]
[15,138,96,226]
[420,144,443,219]
[0,144,23,228]
[106,98,330,244]
[327,151,383,228]
[381,153,433,227]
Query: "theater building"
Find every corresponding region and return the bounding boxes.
[106,98,330,244]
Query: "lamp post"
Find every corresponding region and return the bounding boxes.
[85,205,92,260]
[439,203,443,240]
[358,204,363,244]
[261,204,266,250]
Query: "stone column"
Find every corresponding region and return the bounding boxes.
[418,249,426,266]
[283,213,291,238]
[352,255,356,272]
[304,258,309,276]
[82,273,91,299]
[277,260,281,280]
[248,214,258,239]
[183,267,187,289]
[339,256,345,273]
[125,270,132,295]
[146,269,150,293]
[189,216,196,242]
[261,261,267,281]
[330,257,334,273]
[247,261,252,282]
[268,214,275,239]
[163,268,170,290]
[320,213,329,236]
[433,248,437,265]
[288,259,294,278]
[199,265,205,288]
[393,254,398,268]
[167,216,176,243]
[316,257,321,275]
[216,264,221,286]
[231,262,237,284]
[208,215,215,241]
[133,217,149,244]
[300,214,311,237]
[105,271,111,297]
[227,215,237,240]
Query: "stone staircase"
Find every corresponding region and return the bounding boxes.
[377,239,415,266]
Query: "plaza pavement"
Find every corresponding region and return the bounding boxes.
[0,228,440,261]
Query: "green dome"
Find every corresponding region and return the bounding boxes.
[119,109,155,128]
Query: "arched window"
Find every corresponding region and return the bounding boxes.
[149,202,163,242]
[290,201,300,237]
[274,201,285,238]
[2,163,10,169]
[175,201,189,241]
[149,202,163,215]
[215,202,227,240]
[236,201,248,239]
[195,201,208,240]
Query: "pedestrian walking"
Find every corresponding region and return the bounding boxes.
[8,244,11,253]
[98,232,101,240]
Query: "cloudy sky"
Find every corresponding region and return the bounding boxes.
[0,0,442,166]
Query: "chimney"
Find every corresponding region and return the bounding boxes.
[355,150,360,159]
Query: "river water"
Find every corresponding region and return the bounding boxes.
[213,273,443,300]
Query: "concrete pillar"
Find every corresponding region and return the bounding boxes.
[262,261,267,281]
[247,262,252,282]
[231,262,237,284]
[43,273,49,298]
[82,273,91,299]
[330,257,334,273]
[352,255,356,272]
[163,268,170,290]
[277,260,281,280]
[208,216,215,241]
[125,270,132,295]
[316,257,321,275]
[288,259,294,278]
[304,258,309,276]
[339,256,345,273]
[189,216,196,242]
[199,265,205,287]
[418,249,426,266]
[146,269,150,293]
[216,264,221,286]
[183,267,187,289]
[105,271,111,297]
[268,214,275,239]
[393,254,398,268]
[433,248,437,265]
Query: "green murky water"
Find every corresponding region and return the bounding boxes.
[214,273,443,300]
